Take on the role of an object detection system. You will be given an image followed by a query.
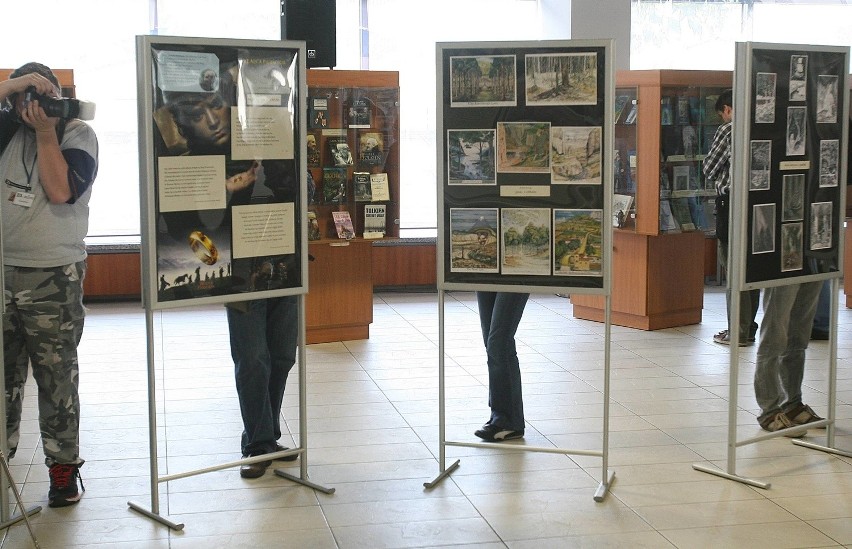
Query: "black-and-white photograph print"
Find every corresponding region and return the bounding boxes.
[752,203,775,254]
[789,54,807,102]
[749,140,772,190]
[819,139,839,187]
[786,106,807,156]
[755,72,776,123]
[810,201,832,250]
[782,174,805,222]
[781,222,803,272]
[816,74,838,123]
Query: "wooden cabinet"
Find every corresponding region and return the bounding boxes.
[306,239,373,343]
[574,70,731,330]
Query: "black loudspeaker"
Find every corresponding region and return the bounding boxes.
[281,0,337,69]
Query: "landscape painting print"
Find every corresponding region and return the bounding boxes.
[550,126,602,184]
[754,72,776,124]
[497,122,551,173]
[501,208,551,276]
[553,209,603,276]
[450,55,517,108]
[525,52,597,106]
[450,208,499,273]
[448,129,496,185]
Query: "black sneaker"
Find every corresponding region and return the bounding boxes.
[474,423,524,442]
[48,462,85,508]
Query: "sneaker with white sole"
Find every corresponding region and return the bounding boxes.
[785,403,825,428]
[759,412,806,438]
[474,423,524,442]
[48,462,85,508]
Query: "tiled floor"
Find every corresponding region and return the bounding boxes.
[2,285,851,548]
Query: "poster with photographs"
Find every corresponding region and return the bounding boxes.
[438,40,610,292]
[752,203,775,254]
[785,106,807,156]
[448,129,496,185]
[525,52,597,106]
[741,43,847,285]
[550,126,602,184]
[788,54,807,101]
[449,208,499,273]
[781,222,803,272]
[810,201,832,250]
[672,165,690,192]
[497,122,551,173]
[553,209,603,276]
[139,36,306,309]
[749,140,771,190]
[816,74,838,123]
[500,208,552,276]
[781,174,804,222]
[818,139,839,187]
[754,72,776,123]
[449,55,517,107]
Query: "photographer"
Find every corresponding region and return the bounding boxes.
[0,62,98,507]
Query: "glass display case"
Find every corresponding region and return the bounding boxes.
[573,70,732,330]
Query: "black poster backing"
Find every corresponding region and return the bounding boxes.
[737,44,849,286]
[437,41,613,294]
[137,36,308,310]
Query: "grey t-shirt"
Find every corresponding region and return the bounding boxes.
[0,118,98,268]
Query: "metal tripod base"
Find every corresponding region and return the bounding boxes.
[127,502,185,531]
[273,469,336,494]
[423,459,461,490]
[692,463,771,489]
[593,470,616,502]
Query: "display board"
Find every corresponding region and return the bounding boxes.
[436,40,613,293]
[137,36,308,309]
[734,42,849,286]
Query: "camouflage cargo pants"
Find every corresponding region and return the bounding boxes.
[3,261,86,466]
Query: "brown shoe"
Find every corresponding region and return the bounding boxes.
[760,412,806,438]
[274,443,299,462]
[785,403,825,428]
[240,459,271,479]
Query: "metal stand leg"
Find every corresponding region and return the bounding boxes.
[0,451,41,548]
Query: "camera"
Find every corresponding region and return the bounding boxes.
[23,86,95,121]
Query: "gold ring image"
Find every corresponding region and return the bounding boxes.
[188,230,219,265]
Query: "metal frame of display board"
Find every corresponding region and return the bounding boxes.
[129,35,332,531]
[694,42,851,489]
[426,40,616,501]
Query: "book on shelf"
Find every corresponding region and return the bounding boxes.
[327,136,354,166]
[669,197,696,231]
[307,132,321,167]
[346,97,371,129]
[624,103,638,125]
[331,210,355,240]
[363,204,386,239]
[353,172,372,202]
[661,96,674,126]
[322,167,347,204]
[358,132,385,167]
[614,95,631,123]
[676,95,691,125]
[307,211,322,241]
[612,193,634,228]
[659,200,680,232]
[309,97,329,129]
[369,173,390,201]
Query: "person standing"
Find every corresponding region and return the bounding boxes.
[754,281,824,432]
[703,89,760,346]
[1,63,98,507]
[473,291,529,442]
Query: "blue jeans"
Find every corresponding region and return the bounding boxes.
[754,282,821,424]
[718,240,760,338]
[226,296,298,456]
[476,291,529,431]
[811,279,831,333]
